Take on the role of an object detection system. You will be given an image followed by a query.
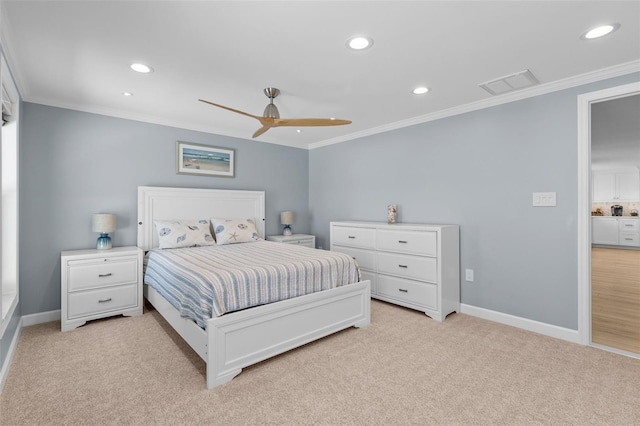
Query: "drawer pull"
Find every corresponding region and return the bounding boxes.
[398,265,408,268]
[398,240,408,244]
[98,298,112,303]
[624,238,633,241]
[98,273,112,278]
[348,236,356,239]
[399,289,408,293]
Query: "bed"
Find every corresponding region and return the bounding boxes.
[137,186,371,389]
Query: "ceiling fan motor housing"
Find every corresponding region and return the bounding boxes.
[263,87,280,118]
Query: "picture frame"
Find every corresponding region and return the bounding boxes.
[176,141,235,178]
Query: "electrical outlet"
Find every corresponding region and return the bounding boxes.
[465,269,474,282]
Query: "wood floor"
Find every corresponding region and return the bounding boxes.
[591,247,640,354]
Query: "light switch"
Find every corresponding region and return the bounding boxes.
[532,192,556,207]
[465,269,474,282]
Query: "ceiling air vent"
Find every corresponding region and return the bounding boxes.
[478,69,540,96]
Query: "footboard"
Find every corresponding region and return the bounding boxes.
[205,280,371,389]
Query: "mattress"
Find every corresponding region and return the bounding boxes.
[144,240,360,328]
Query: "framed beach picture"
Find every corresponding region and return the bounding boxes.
[176,141,235,178]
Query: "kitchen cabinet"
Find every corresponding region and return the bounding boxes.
[592,217,640,247]
[592,170,640,202]
[592,217,620,245]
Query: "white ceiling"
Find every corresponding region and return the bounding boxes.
[2,1,639,149]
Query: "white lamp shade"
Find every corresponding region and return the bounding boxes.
[92,213,116,233]
[280,211,294,225]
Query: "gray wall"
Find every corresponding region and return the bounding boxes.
[20,103,309,315]
[310,72,640,330]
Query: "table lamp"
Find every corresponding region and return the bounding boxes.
[280,211,294,236]
[92,213,116,250]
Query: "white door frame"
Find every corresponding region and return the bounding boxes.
[577,81,640,346]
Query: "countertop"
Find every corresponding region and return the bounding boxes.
[592,216,639,218]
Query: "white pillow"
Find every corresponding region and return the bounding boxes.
[210,218,261,245]
[154,219,216,249]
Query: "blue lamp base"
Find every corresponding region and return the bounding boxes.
[96,233,112,250]
[282,225,292,236]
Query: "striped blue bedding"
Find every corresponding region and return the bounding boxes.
[144,240,360,328]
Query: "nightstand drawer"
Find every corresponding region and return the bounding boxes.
[377,229,437,257]
[67,283,138,319]
[67,257,138,291]
[377,252,437,283]
[332,226,376,249]
[377,275,437,310]
[288,238,315,248]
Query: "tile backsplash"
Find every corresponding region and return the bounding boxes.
[592,202,639,216]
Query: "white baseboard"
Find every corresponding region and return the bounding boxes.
[460,303,580,344]
[21,309,61,327]
[0,317,23,393]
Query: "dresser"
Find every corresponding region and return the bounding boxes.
[266,234,316,248]
[61,246,143,331]
[330,221,460,321]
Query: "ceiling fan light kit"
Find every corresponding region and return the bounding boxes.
[199,87,351,138]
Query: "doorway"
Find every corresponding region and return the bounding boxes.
[578,81,640,358]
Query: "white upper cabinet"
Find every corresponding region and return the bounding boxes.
[592,169,640,202]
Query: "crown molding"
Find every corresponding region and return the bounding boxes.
[308,60,640,150]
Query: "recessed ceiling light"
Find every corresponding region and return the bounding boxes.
[130,63,153,73]
[412,87,430,95]
[122,92,133,97]
[296,129,303,133]
[346,36,373,50]
[581,23,620,40]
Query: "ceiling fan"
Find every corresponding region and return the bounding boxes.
[199,88,352,138]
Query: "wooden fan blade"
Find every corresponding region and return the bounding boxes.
[198,99,262,120]
[272,118,352,127]
[252,125,272,138]
[200,98,351,138]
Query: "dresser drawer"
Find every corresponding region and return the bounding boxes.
[67,283,138,319]
[360,270,377,295]
[377,252,437,283]
[377,275,437,310]
[332,246,376,270]
[332,226,376,249]
[67,257,138,291]
[619,233,640,247]
[377,229,437,257]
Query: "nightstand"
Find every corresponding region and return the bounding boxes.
[61,246,143,331]
[266,234,316,248]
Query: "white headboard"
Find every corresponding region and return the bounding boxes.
[137,186,266,251]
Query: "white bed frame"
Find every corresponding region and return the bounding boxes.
[137,186,370,389]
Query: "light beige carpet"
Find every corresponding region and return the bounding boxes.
[1,300,639,425]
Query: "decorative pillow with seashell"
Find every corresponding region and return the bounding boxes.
[153,219,216,249]
[210,218,261,245]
